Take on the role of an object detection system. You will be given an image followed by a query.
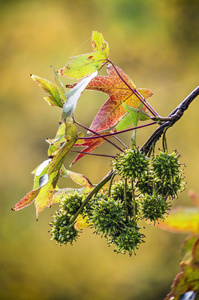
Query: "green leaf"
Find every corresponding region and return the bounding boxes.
[51,66,66,105]
[58,31,109,79]
[181,235,199,264]
[31,159,52,190]
[58,52,105,79]
[61,71,98,121]
[47,123,66,157]
[31,74,63,107]
[91,30,109,57]
[116,102,150,132]
[48,121,78,174]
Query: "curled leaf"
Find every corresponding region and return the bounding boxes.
[31,74,63,107]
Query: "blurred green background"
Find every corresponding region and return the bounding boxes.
[1,0,199,299]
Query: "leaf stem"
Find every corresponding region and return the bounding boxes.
[71,149,116,159]
[107,59,159,117]
[73,118,125,153]
[78,121,157,140]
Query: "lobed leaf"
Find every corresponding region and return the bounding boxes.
[58,31,109,79]
[85,64,153,132]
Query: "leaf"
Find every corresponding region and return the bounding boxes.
[85,64,153,132]
[46,123,67,157]
[165,236,199,300]
[13,121,78,217]
[60,167,93,188]
[34,170,60,217]
[31,74,63,107]
[157,207,199,234]
[48,121,78,173]
[181,235,199,264]
[61,71,98,121]
[12,170,60,218]
[58,31,109,79]
[116,103,150,132]
[74,214,90,230]
[12,189,40,211]
[71,135,106,165]
[91,30,109,57]
[51,66,66,104]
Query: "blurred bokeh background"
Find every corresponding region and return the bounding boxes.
[1,0,199,299]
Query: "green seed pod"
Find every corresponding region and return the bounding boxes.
[112,148,149,180]
[153,151,181,182]
[50,212,79,245]
[136,172,154,195]
[90,196,125,237]
[142,194,170,223]
[111,180,139,217]
[111,224,145,256]
[61,191,83,215]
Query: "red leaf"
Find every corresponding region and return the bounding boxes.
[12,189,40,211]
[86,64,153,132]
[72,136,106,165]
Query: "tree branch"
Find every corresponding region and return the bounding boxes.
[141,86,199,155]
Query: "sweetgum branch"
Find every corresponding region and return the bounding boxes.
[70,86,199,224]
[141,86,199,155]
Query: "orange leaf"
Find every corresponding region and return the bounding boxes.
[66,170,93,188]
[86,64,153,132]
[12,189,40,211]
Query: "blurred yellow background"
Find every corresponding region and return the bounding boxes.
[1,0,199,299]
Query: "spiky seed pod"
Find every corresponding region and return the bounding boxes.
[152,151,184,198]
[61,191,83,215]
[142,194,170,223]
[111,180,132,202]
[90,196,125,237]
[112,148,149,180]
[50,212,79,245]
[111,224,144,256]
[83,192,103,218]
[136,172,154,195]
[156,175,184,198]
[153,151,181,182]
[111,180,139,217]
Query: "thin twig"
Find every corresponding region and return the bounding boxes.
[77,122,157,140]
[71,150,116,159]
[73,118,125,153]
